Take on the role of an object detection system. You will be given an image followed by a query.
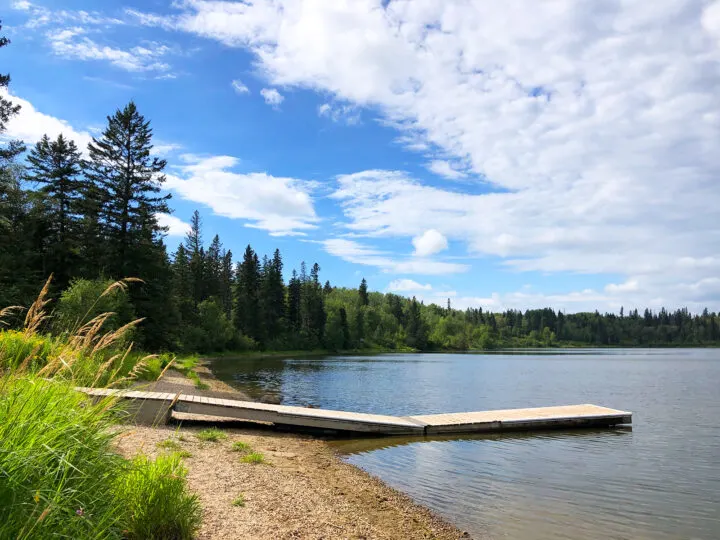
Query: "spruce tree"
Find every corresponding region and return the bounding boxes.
[172,243,195,325]
[0,22,23,162]
[234,245,261,341]
[359,278,369,306]
[287,269,301,331]
[184,210,205,306]
[220,249,234,318]
[25,134,84,286]
[84,101,170,278]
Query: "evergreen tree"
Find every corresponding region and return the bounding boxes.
[25,134,84,287]
[359,278,369,306]
[234,245,261,341]
[220,249,234,318]
[287,269,301,331]
[0,22,23,163]
[84,101,170,278]
[183,210,205,307]
[406,296,428,350]
[339,307,351,349]
[260,249,285,341]
[171,243,195,325]
[323,280,333,295]
[205,234,223,300]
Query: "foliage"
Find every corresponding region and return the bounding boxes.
[0,376,125,540]
[114,453,201,540]
[231,441,251,453]
[232,494,245,507]
[240,452,266,464]
[195,428,227,442]
[53,277,136,336]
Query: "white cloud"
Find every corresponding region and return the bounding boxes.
[426,160,467,180]
[260,88,283,108]
[156,213,191,237]
[166,154,318,236]
[12,1,31,11]
[47,31,172,72]
[318,102,361,125]
[153,142,182,156]
[109,2,720,309]
[231,79,250,94]
[322,238,468,275]
[412,229,448,257]
[387,279,432,292]
[1,90,93,150]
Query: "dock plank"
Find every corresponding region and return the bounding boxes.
[76,388,630,434]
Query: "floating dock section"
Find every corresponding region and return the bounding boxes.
[78,388,632,435]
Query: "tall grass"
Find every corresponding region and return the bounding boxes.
[115,453,202,540]
[0,377,124,539]
[0,277,203,539]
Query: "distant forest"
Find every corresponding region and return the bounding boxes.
[1,29,718,353]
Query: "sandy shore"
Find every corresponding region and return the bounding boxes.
[120,361,471,539]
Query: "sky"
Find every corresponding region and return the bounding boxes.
[2,0,720,314]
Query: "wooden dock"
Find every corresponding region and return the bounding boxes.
[78,388,632,435]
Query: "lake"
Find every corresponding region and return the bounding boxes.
[210,349,720,539]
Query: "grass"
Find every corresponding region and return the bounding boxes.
[0,276,202,539]
[231,441,251,453]
[196,428,227,442]
[115,453,202,540]
[232,494,245,507]
[241,452,266,465]
[157,438,191,457]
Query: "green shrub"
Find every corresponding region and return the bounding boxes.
[0,329,56,371]
[232,494,245,507]
[53,278,136,338]
[115,453,201,540]
[241,452,266,465]
[196,428,227,442]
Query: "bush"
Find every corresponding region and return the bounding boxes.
[115,453,201,540]
[54,278,136,338]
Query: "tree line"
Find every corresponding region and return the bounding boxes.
[1,24,718,352]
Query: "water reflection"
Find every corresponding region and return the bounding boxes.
[329,426,633,455]
[210,350,720,540]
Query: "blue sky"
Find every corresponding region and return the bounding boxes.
[3,0,720,313]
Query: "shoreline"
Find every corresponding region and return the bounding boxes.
[116,423,469,540]
[125,360,472,539]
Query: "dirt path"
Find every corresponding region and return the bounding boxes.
[115,423,471,540]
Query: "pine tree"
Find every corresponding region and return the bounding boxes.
[84,101,170,278]
[220,249,234,318]
[358,278,369,306]
[234,245,261,341]
[260,249,285,342]
[172,243,195,325]
[323,280,333,295]
[206,234,223,300]
[406,296,428,350]
[0,22,23,163]
[287,269,301,331]
[25,134,84,286]
[184,210,205,306]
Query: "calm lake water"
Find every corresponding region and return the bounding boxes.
[211,349,720,539]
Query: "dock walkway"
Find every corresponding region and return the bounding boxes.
[79,388,631,435]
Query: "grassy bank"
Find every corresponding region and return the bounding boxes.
[0,278,203,539]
